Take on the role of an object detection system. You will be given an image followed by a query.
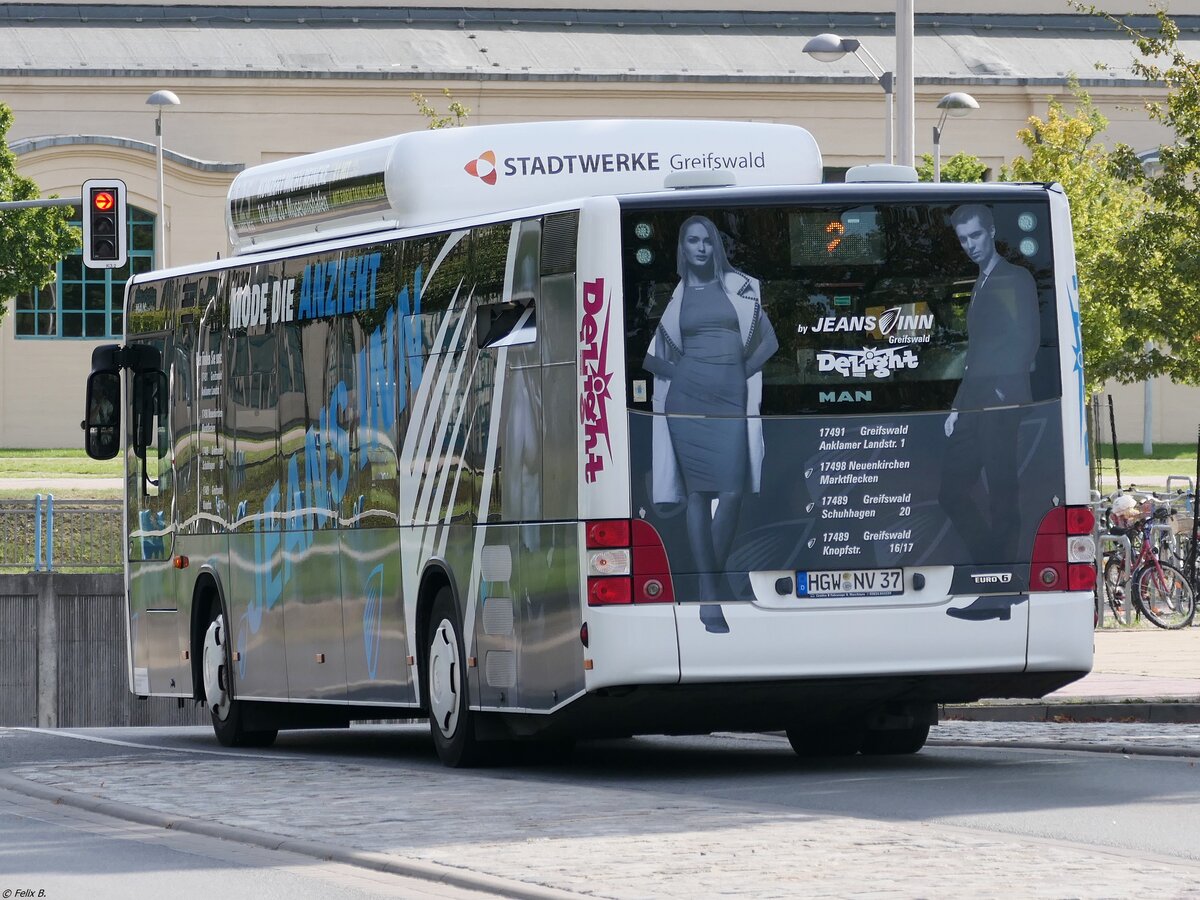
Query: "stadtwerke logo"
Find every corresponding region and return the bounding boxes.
[464,150,498,185]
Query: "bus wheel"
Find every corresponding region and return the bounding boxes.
[785,722,862,758]
[201,610,277,748]
[425,587,486,767]
[861,723,930,756]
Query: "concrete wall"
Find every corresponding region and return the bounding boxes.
[0,573,206,728]
[1100,380,1200,450]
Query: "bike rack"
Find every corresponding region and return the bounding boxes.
[1165,475,1194,504]
[1097,532,1133,626]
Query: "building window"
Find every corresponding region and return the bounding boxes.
[15,203,156,339]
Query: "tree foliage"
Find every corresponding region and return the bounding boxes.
[410,89,471,129]
[1092,8,1200,385]
[1064,6,1200,387]
[1001,82,1158,391]
[915,151,986,183]
[0,103,80,325]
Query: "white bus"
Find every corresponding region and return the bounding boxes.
[84,119,1096,766]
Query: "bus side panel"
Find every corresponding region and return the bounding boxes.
[226,531,291,700]
[128,561,187,696]
[284,529,347,702]
[470,522,585,712]
[341,527,414,704]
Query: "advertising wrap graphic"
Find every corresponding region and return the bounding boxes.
[580,278,614,484]
[631,404,1064,585]
[817,347,919,379]
[628,200,1061,612]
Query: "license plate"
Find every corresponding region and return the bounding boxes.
[796,568,904,598]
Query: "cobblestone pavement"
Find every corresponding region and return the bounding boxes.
[6,629,1200,897]
[7,724,1200,899]
[933,719,1200,756]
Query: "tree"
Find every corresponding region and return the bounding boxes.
[1069,6,1200,386]
[0,103,80,325]
[1001,82,1158,391]
[410,89,470,129]
[915,151,986,183]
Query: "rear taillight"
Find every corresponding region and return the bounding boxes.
[586,519,675,606]
[1030,505,1096,592]
[1066,506,1096,535]
[588,576,632,606]
[586,519,630,548]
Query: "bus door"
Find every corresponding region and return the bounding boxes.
[125,279,185,695]
[225,261,291,701]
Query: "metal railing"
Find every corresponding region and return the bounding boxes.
[0,495,121,571]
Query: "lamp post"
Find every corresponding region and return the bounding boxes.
[145,90,181,269]
[932,91,979,183]
[804,33,894,165]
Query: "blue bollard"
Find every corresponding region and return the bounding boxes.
[33,494,43,572]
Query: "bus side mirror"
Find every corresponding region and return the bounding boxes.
[84,370,121,461]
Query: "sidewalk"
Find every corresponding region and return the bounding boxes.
[945,625,1200,723]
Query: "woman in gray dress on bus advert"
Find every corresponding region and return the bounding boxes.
[643,215,778,634]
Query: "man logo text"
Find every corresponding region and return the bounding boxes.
[819,390,873,403]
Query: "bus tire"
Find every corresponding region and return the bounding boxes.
[785,722,862,758]
[425,586,486,767]
[201,609,278,748]
[860,723,930,756]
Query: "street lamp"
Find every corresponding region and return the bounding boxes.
[146,89,181,269]
[932,91,979,184]
[804,33,894,165]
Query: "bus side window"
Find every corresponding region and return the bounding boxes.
[477,219,539,349]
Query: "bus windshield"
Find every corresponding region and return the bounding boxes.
[622,199,1060,416]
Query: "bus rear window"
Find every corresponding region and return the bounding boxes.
[623,200,1060,416]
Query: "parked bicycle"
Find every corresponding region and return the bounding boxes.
[1099,490,1196,629]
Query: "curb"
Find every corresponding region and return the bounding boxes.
[0,772,585,900]
[942,702,1200,724]
[928,737,1200,758]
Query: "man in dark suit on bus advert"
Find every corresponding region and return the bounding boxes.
[939,204,1039,564]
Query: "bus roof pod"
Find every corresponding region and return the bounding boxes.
[845,164,920,183]
[224,119,822,255]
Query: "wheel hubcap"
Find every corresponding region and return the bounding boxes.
[202,615,231,721]
[428,617,461,738]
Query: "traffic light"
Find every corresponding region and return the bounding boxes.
[81,178,127,269]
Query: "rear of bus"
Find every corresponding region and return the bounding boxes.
[574,183,1094,739]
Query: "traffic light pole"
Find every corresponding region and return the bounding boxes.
[3,178,127,269]
[0,197,79,209]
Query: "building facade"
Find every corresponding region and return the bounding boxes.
[2,0,1196,446]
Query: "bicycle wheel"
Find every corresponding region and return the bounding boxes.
[1157,532,1190,569]
[1132,561,1196,629]
[1103,556,1129,622]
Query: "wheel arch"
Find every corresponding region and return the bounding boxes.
[189,566,228,703]
[413,560,461,710]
